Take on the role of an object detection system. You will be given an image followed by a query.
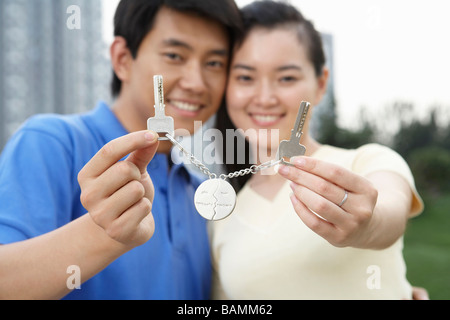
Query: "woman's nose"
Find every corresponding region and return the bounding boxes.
[253,81,277,108]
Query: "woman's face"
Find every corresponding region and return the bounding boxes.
[226,27,327,153]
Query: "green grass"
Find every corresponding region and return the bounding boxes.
[403,193,450,300]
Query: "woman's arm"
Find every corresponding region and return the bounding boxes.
[278,156,412,250]
[360,170,412,249]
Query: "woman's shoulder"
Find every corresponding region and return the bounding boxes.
[316,143,397,156]
[315,143,402,162]
[313,143,409,175]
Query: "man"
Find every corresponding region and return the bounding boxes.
[0,0,242,300]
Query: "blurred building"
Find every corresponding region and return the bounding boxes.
[0,0,335,152]
[310,33,335,139]
[0,0,112,149]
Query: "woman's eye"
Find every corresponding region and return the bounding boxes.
[236,75,252,82]
[280,76,297,83]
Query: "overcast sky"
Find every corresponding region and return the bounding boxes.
[102,0,450,129]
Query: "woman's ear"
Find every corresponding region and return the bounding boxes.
[315,67,329,105]
[110,36,133,83]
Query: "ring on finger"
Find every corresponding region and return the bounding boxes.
[338,190,348,207]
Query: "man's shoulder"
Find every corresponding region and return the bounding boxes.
[19,103,116,148]
[6,107,109,164]
[21,110,89,139]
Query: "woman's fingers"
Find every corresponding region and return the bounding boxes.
[289,182,347,226]
[289,192,337,242]
[279,163,351,209]
[279,156,379,248]
[290,156,371,194]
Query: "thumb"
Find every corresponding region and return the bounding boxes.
[125,131,159,174]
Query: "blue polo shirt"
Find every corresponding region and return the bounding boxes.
[0,102,211,300]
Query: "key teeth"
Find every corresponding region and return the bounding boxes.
[154,75,164,107]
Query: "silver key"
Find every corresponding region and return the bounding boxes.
[147,75,174,141]
[276,101,310,165]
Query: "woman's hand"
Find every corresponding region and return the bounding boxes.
[411,286,430,300]
[278,156,378,248]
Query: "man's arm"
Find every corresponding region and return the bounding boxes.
[0,130,158,300]
[0,215,128,300]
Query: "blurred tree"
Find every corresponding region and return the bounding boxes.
[317,102,449,195]
[408,146,450,196]
[437,122,450,151]
[391,106,450,195]
[392,108,438,159]
[316,97,375,149]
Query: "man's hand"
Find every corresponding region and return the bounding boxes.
[78,130,159,248]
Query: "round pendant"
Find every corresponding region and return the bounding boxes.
[194,179,237,221]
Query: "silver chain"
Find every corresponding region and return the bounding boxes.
[165,134,282,180]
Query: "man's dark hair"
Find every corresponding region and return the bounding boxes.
[111,0,243,97]
[216,0,326,192]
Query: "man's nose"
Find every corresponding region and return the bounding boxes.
[179,61,207,94]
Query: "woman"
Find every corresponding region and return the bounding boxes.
[212,0,424,299]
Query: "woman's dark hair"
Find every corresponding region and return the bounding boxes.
[111,0,243,97]
[216,0,326,192]
[236,0,326,76]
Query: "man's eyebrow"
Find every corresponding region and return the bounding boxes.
[163,38,193,50]
[211,49,229,57]
[162,38,228,56]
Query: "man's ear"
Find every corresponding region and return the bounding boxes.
[110,36,133,83]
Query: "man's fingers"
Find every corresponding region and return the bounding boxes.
[90,161,142,199]
[79,131,158,179]
[126,140,159,174]
[88,179,146,228]
[106,198,154,244]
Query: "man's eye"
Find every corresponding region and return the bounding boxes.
[206,60,225,69]
[164,53,183,61]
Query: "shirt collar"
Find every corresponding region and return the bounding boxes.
[88,101,129,143]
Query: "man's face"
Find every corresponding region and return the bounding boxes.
[122,6,230,135]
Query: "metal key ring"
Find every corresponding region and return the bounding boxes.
[279,158,295,167]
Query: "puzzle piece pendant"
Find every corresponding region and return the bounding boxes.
[194,178,237,221]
